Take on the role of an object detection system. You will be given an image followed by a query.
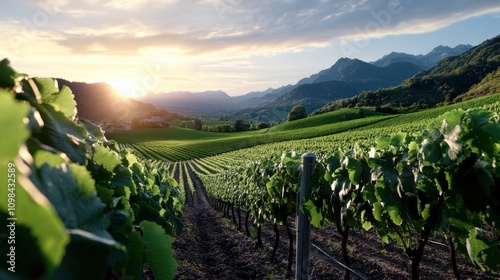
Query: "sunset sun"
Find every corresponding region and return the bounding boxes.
[108,78,138,98]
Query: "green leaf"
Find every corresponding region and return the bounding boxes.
[416,179,439,197]
[443,125,463,161]
[68,228,121,247]
[0,92,30,163]
[125,153,139,167]
[421,203,432,220]
[346,157,362,185]
[448,217,474,231]
[301,198,324,228]
[367,157,384,169]
[387,207,403,226]
[33,103,87,164]
[140,221,177,280]
[396,162,416,195]
[0,155,69,278]
[433,109,463,134]
[391,132,407,148]
[373,202,383,222]
[33,150,66,168]
[361,210,373,230]
[95,185,115,206]
[466,228,490,271]
[463,109,500,158]
[112,166,138,196]
[376,135,391,150]
[375,181,400,208]
[420,138,441,163]
[30,160,112,240]
[481,243,500,273]
[34,78,77,119]
[80,119,105,141]
[125,230,144,277]
[94,146,122,172]
[408,141,419,156]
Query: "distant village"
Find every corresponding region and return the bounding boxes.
[96,116,171,130]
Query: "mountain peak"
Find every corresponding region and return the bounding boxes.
[371,44,472,68]
[332,57,362,68]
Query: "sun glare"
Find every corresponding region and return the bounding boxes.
[108,78,138,98]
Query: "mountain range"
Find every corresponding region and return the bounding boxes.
[135,44,472,121]
[313,36,500,115]
[60,42,487,124]
[371,44,472,68]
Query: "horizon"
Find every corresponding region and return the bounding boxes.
[2,1,500,97]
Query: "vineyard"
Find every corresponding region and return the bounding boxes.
[123,93,499,279]
[2,53,500,280]
[201,107,500,279]
[167,95,500,278]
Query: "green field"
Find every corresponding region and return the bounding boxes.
[107,93,500,162]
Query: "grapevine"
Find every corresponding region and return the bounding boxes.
[0,59,183,279]
[203,106,500,279]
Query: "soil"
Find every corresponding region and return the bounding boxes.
[172,170,497,280]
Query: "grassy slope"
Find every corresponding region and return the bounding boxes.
[269,107,386,132]
[107,93,500,161]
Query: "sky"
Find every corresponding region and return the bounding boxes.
[1,0,500,97]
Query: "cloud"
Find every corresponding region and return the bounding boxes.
[102,0,178,10]
[2,0,500,95]
[39,0,499,57]
[5,0,498,57]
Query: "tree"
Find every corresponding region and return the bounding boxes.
[287,105,307,122]
[193,118,202,130]
[356,108,365,118]
[179,121,187,128]
[234,119,244,132]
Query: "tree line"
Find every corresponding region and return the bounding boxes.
[181,118,271,132]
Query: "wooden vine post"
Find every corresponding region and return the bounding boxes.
[296,153,315,280]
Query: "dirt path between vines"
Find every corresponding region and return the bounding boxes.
[173,172,287,280]
[172,169,497,280]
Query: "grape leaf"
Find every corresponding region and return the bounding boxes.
[140,221,177,280]
[94,146,122,173]
[33,103,87,164]
[391,132,407,148]
[433,109,463,134]
[34,78,77,119]
[0,151,69,278]
[466,228,490,271]
[376,135,391,149]
[30,161,112,240]
[346,157,362,185]
[0,92,30,163]
[301,198,324,228]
